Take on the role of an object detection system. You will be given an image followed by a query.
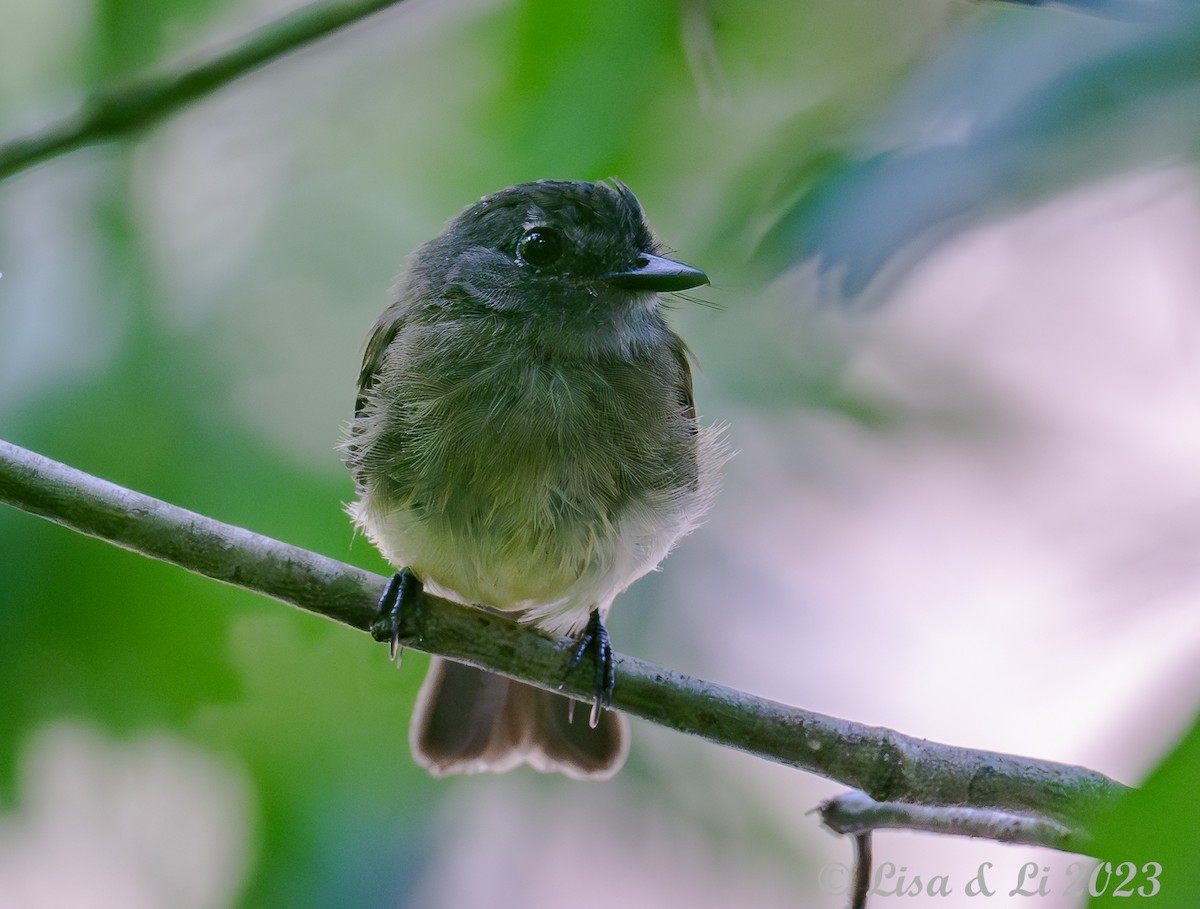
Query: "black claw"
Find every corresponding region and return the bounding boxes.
[370,568,424,664]
[559,609,615,727]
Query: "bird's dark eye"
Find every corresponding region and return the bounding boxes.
[517,228,564,268]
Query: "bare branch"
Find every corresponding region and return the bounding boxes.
[975,0,1196,25]
[851,832,873,909]
[0,438,1127,847]
[819,790,1077,850]
[0,0,409,181]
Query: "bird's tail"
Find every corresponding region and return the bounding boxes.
[410,657,628,779]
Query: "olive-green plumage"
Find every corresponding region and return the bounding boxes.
[344,180,722,779]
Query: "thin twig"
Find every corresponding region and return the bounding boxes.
[819,790,1076,850]
[975,0,1198,25]
[851,832,872,909]
[0,438,1127,846]
[0,0,409,182]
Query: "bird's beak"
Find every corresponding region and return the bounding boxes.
[604,253,709,292]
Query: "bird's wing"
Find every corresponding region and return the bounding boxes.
[672,337,697,427]
[671,338,702,491]
[355,303,405,417]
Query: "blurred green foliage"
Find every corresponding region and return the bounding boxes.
[1086,715,1200,908]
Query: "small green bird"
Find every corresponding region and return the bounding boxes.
[343,179,722,779]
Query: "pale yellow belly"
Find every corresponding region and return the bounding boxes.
[350,487,688,636]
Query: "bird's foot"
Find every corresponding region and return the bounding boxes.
[559,609,615,728]
[370,567,424,665]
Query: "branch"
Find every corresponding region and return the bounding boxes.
[819,790,1080,904]
[0,0,409,182]
[850,833,872,909]
[975,0,1197,25]
[0,438,1127,847]
[819,790,1076,850]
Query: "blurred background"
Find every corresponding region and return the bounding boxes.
[2,0,1200,906]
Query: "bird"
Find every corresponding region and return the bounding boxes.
[342,178,723,779]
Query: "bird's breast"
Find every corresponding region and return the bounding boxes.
[354,347,694,626]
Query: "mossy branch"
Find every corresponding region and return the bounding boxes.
[0,438,1127,851]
